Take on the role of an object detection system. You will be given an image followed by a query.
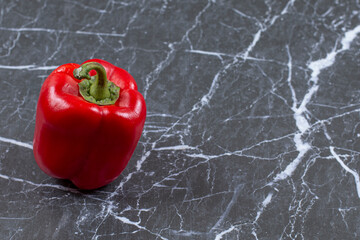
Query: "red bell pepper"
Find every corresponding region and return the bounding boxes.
[33,59,146,190]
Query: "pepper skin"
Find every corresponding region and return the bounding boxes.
[33,59,146,190]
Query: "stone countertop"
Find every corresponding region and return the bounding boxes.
[0,0,360,239]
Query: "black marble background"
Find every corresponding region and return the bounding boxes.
[0,0,360,239]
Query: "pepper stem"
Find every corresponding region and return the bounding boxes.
[74,62,120,106]
[74,62,109,100]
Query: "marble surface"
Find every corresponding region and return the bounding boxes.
[0,0,360,239]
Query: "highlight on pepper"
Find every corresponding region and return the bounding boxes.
[33,59,146,190]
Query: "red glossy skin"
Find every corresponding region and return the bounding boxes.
[33,59,146,190]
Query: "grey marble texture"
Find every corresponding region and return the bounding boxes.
[0,0,360,239]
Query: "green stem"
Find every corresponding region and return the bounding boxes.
[74,62,120,106]
[74,62,110,100]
